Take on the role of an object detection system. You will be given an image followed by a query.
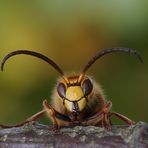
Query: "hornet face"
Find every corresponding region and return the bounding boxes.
[57,76,93,118]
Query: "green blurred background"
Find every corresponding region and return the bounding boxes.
[0,1,148,125]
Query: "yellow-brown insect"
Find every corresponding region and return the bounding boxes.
[0,48,143,130]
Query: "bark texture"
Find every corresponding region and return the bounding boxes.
[0,121,148,148]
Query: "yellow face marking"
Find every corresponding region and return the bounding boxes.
[65,86,87,112]
[66,86,83,101]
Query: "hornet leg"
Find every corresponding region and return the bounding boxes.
[0,110,45,128]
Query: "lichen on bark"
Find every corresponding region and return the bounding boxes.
[0,121,148,148]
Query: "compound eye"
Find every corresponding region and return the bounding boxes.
[82,79,93,96]
[57,83,66,98]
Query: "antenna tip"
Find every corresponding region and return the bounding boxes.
[130,49,143,64]
[1,66,4,71]
[139,56,144,63]
[1,62,4,71]
[136,53,144,64]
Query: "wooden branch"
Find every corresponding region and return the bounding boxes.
[0,122,148,148]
